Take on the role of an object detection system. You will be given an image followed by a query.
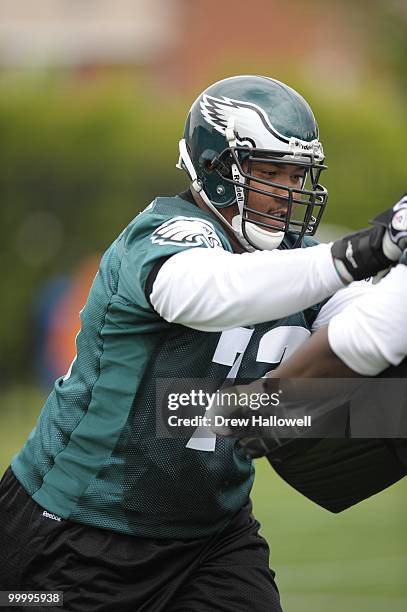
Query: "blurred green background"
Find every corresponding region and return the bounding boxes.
[1,0,406,609]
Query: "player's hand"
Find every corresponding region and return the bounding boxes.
[208,378,289,459]
[374,193,407,260]
[208,379,272,438]
[331,193,407,283]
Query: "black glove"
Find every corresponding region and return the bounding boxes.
[331,193,407,283]
[210,378,360,459]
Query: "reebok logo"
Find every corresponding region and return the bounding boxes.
[346,240,358,269]
[42,510,62,522]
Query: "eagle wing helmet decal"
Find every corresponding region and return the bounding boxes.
[199,94,324,159]
[200,94,290,149]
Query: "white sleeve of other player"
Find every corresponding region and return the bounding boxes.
[328,264,407,375]
[311,280,373,331]
[150,243,345,332]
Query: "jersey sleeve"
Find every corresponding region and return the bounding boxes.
[117,204,232,310]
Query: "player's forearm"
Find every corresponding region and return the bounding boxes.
[150,244,344,331]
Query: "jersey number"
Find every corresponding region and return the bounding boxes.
[186,326,310,451]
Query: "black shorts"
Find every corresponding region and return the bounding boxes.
[0,467,282,612]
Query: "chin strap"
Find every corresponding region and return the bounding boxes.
[231,215,256,252]
[245,221,285,250]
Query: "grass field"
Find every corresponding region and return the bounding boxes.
[1,386,406,611]
[252,461,407,611]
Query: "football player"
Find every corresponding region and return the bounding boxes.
[210,211,407,513]
[0,75,403,612]
[267,250,407,513]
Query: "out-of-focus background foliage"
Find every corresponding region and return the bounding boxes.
[1,1,406,609]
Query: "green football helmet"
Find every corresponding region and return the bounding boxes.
[177,75,328,250]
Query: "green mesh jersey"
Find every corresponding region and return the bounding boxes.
[12,193,323,538]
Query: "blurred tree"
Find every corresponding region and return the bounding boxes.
[342,0,407,97]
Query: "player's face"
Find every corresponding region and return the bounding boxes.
[245,161,306,231]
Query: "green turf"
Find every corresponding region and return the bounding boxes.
[1,387,406,611]
[252,459,407,610]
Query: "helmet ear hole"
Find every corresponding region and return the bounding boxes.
[199,149,218,172]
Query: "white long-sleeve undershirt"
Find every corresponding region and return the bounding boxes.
[328,264,407,375]
[150,243,345,332]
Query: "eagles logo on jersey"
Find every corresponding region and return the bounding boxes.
[150,216,223,249]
